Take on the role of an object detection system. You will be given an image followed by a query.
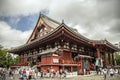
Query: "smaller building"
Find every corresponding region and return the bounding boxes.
[10,14,120,74]
[115,42,120,48]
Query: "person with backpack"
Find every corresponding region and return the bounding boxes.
[28,69,32,80]
[22,69,26,80]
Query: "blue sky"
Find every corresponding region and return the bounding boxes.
[0,14,39,31]
[0,0,120,48]
[0,8,49,31]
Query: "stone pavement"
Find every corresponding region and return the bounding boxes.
[6,74,120,80]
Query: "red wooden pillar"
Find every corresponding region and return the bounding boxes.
[24,54,27,63]
[111,53,115,65]
[70,45,72,61]
[21,58,24,65]
[62,66,64,70]
[97,48,101,59]
[70,66,73,72]
[110,53,112,65]
[108,53,110,65]
[21,55,24,64]
[77,57,82,75]
[103,52,107,65]
[50,53,53,64]
[80,57,83,74]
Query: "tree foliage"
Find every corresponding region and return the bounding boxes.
[13,56,19,64]
[0,45,19,68]
[115,52,120,65]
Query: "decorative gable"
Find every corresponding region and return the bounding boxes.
[26,14,58,44]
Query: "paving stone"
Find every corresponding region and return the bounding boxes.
[6,74,120,80]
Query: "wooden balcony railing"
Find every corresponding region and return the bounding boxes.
[11,62,28,67]
[36,60,81,66]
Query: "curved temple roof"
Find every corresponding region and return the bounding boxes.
[10,14,120,53]
[91,39,120,52]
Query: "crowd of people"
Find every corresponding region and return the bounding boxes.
[0,66,119,80]
[96,67,119,80]
[19,67,67,80]
[0,67,67,80]
[0,68,15,80]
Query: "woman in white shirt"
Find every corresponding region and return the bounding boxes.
[109,68,114,77]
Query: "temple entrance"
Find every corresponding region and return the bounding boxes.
[59,66,62,70]
[83,59,89,69]
[64,66,71,72]
[73,66,77,72]
[83,59,89,74]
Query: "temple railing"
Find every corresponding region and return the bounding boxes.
[36,60,81,66]
[11,62,28,67]
[63,60,81,64]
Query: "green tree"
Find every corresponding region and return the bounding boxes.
[6,53,14,68]
[13,56,19,64]
[0,45,8,67]
[0,44,19,68]
[115,52,120,65]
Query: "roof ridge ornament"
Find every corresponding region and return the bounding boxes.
[61,19,67,27]
[39,12,46,18]
[39,12,43,17]
[62,19,64,24]
[39,12,41,16]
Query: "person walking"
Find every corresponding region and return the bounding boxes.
[40,71,43,78]
[28,69,32,80]
[11,69,14,79]
[26,69,29,80]
[109,67,114,78]
[2,68,7,80]
[59,69,63,79]
[22,69,26,80]
[103,68,108,80]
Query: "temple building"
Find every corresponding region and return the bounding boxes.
[10,14,120,74]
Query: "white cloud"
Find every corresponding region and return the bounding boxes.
[47,0,120,44]
[0,21,32,48]
[0,0,51,16]
[0,0,119,48]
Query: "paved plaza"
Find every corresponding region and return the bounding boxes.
[5,74,120,80]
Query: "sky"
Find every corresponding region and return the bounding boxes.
[0,0,120,49]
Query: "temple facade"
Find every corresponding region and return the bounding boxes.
[10,14,120,74]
